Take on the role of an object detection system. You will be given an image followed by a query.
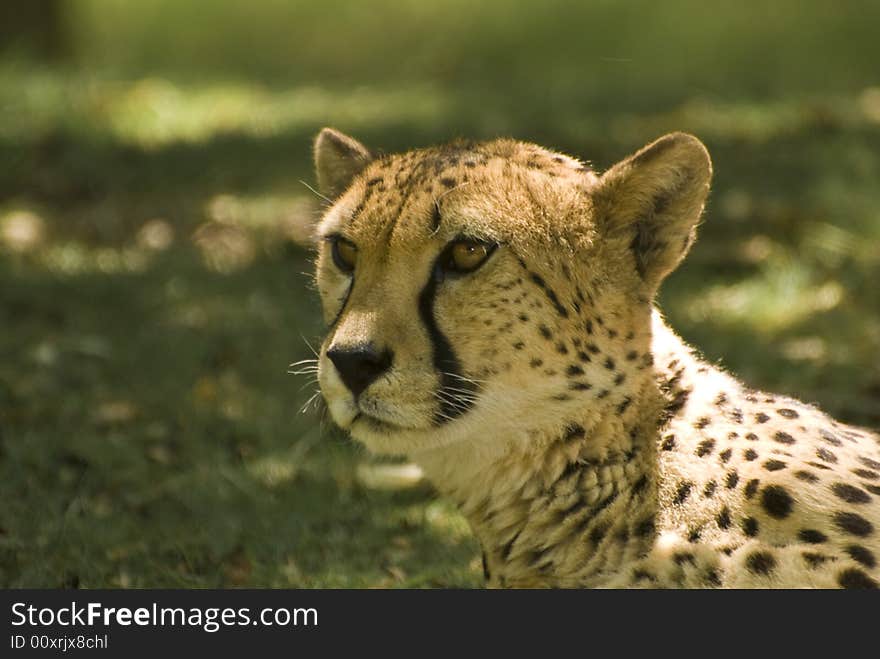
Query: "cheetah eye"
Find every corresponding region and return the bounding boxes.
[329,235,357,274]
[441,239,497,275]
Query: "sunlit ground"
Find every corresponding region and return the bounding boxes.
[2,1,880,587]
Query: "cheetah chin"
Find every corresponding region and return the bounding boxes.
[308,127,880,589]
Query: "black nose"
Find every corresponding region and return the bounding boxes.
[327,344,393,397]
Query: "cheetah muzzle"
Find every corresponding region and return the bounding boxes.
[309,127,880,589]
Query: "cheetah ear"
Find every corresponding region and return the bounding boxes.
[313,127,373,198]
[592,132,712,289]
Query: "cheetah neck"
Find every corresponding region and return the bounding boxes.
[415,372,671,586]
[414,317,710,586]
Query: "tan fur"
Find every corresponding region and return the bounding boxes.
[311,128,880,588]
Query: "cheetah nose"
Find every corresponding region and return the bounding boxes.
[326,343,393,398]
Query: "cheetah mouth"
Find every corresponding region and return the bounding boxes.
[352,412,407,432]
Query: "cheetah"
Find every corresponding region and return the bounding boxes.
[308,127,880,588]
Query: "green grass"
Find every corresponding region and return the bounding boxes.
[2,0,879,587]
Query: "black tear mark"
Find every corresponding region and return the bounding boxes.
[418,261,477,424]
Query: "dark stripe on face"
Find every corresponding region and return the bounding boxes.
[327,275,354,331]
[418,259,478,425]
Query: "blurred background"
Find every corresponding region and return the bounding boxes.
[1,0,879,587]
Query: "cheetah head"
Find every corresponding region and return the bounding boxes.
[311,128,711,456]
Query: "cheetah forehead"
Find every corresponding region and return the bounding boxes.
[319,138,598,250]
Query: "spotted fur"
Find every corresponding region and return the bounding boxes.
[311,127,880,588]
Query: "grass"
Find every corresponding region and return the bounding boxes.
[1,0,879,587]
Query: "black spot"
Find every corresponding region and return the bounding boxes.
[715,392,729,406]
[794,470,818,483]
[831,483,871,504]
[837,568,879,589]
[777,408,799,419]
[512,341,525,350]
[625,350,638,361]
[663,389,691,417]
[819,429,843,446]
[566,365,584,377]
[803,552,830,568]
[538,324,552,340]
[755,413,770,423]
[632,569,655,583]
[559,496,589,518]
[696,439,716,457]
[815,447,837,464]
[742,517,759,537]
[773,431,796,445]
[596,389,609,399]
[746,551,776,576]
[586,343,600,354]
[564,424,585,443]
[744,479,760,499]
[661,435,676,451]
[716,507,732,529]
[761,485,794,519]
[763,459,787,472]
[852,469,879,480]
[744,448,758,461]
[500,529,522,561]
[527,272,569,318]
[440,176,457,188]
[556,342,568,355]
[632,475,650,495]
[613,373,626,386]
[673,552,695,566]
[719,448,732,463]
[569,382,592,391]
[859,456,880,470]
[577,351,592,363]
[725,471,740,489]
[705,569,722,587]
[845,545,876,569]
[694,417,711,429]
[745,433,759,441]
[798,529,827,544]
[833,512,874,537]
[687,528,702,543]
[730,409,744,423]
[603,357,615,370]
[673,481,693,505]
[517,313,529,322]
[634,517,655,537]
[588,523,608,546]
[529,358,543,368]
[703,480,717,497]
[865,485,880,496]
[616,397,632,415]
